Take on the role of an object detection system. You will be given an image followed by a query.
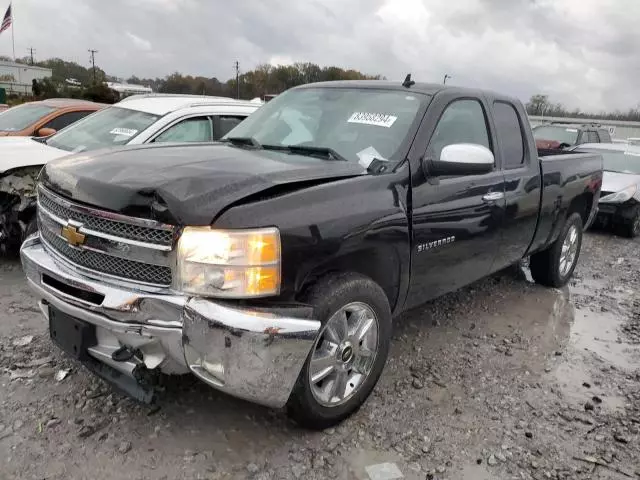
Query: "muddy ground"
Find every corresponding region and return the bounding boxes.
[1,230,639,480]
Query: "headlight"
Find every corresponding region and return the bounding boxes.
[177,227,281,298]
[600,184,637,203]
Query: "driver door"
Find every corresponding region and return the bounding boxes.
[405,95,506,309]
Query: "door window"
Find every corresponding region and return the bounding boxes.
[154,116,213,143]
[429,99,491,161]
[42,110,94,132]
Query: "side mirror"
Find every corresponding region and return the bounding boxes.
[37,127,56,137]
[424,143,494,176]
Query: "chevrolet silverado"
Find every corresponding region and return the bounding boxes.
[21,80,603,429]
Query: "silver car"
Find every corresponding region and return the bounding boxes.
[574,143,640,237]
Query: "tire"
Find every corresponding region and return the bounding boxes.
[287,273,392,430]
[620,207,640,238]
[530,212,583,288]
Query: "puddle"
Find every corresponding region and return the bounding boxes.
[570,308,639,371]
[552,305,639,412]
[569,277,608,296]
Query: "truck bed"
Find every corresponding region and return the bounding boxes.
[527,151,603,254]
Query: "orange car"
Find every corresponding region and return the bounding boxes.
[0,99,105,137]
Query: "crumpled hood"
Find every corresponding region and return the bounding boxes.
[0,136,67,173]
[602,171,640,197]
[41,143,367,225]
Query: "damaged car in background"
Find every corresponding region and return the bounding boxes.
[21,80,603,429]
[574,143,640,237]
[0,94,260,254]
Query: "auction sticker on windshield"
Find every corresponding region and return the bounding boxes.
[109,127,138,137]
[348,112,398,128]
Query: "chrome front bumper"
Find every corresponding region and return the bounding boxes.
[20,235,321,408]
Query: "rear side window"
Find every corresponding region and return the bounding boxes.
[598,129,612,142]
[215,115,246,140]
[429,99,491,160]
[493,102,524,169]
[587,131,599,143]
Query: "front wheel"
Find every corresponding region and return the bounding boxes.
[287,273,391,430]
[530,212,583,288]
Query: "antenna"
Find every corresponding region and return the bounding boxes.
[402,74,415,88]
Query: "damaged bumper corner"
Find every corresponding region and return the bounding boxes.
[183,299,320,408]
[20,234,321,408]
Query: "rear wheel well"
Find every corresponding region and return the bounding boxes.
[567,192,593,227]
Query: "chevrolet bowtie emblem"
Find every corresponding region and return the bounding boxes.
[61,223,86,247]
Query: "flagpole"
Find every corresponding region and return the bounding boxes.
[11,4,15,61]
[10,2,20,88]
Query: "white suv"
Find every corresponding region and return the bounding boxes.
[0,94,261,252]
[0,94,262,173]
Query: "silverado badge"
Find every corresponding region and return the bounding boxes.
[61,223,86,247]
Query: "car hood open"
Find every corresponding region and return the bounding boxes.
[41,143,367,225]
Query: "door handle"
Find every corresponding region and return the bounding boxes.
[482,192,505,202]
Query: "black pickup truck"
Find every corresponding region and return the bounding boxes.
[21,80,603,429]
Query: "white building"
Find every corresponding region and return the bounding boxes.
[0,60,52,95]
[106,81,153,99]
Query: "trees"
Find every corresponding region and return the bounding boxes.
[146,63,379,99]
[526,94,640,121]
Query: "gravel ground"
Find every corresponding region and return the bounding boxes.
[1,230,639,480]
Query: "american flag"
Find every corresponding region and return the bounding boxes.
[0,4,11,35]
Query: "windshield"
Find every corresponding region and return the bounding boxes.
[0,104,56,131]
[223,87,427,165]
[581,149,640,174]
[46,106,159,152]
[533,125,579,145]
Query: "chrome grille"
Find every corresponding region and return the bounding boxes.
[37,185,175,287]
[38,188,173,246]
[40,223,173,285]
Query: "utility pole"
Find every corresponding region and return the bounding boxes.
[27,47,35,65]
[88,49,98,84]
[234,60,240,99]
[443,74,452,85]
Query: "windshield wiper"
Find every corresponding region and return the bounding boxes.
[263,144,347,162]
[222,136,262,148]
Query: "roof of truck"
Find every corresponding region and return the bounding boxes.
[295,80,447,96]
[293,80,524,104]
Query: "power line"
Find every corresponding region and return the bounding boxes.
[88,49,98,84]
[234,60,240,99]
[27,47,36,65]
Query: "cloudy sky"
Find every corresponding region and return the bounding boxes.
[1,0,638,112]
